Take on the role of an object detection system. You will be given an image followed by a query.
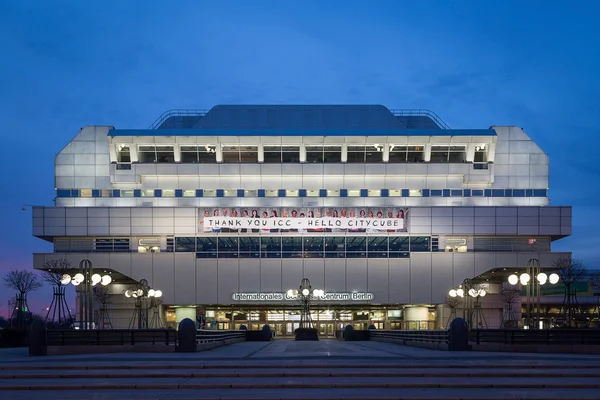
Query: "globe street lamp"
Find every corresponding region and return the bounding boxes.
[507,258,559,329]
[286,278,323,340]
[60,260,112,330]
[124,279,162,329]
[447,287,465,327]
[469,287,487,329]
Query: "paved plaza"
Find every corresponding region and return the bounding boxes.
[2,339,600,399]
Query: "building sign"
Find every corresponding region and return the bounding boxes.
[205,217,402,230]
[199,207,408,233]
[231,292,375,301]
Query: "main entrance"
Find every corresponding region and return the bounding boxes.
[165,305,438,334]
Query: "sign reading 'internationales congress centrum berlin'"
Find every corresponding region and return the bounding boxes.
[231,292,375,301]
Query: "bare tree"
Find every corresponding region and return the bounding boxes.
[3,270,43,295]
[41,259,74,326]
[501,288,521,328]
[553,258,588,327]
[93,286,111,305]
[94,286,112,329]
[42,258,72,286]
[3,270,43,329]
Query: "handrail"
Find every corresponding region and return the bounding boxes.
[46,329,177,346]
[196,329,246,343]
[370,329,449,343]
[148,109,209,129]
[471,329,600,345]
[389,109,451,130]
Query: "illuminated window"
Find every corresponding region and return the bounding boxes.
[222,146,258,163]
[141,189,154,197]
[327,190,340,197]
[183,190,195,197]
[244,190,257,197]
[347,189,361,197]
[181,145,216,163]
[116,145,131,163]
[203,190,216,197]
[389,190,401,197]
[430,146,466,163]
[286,189,299,197]
[409,189,422,197]
[265,190,278,197]
[223,189,237,197]
[347,145,383,163]
[264,146,300,163]
[368,189,381,197]
[444,238,467,253]
[100,189,112,197]
[180,145,217,163]
[79,189,92,198]
[306,190,320,197]
[138,145,175,163]
[122,190,134,197]
[306,146,341,163]
[162,189,175,197]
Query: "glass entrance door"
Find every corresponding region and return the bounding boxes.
[318,323,334,337]
[286,322,300,336]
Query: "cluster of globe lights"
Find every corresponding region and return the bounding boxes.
[286,288,325,297]
[448,288,487,298]
[60,273,112,286]
[124,288,163,298]
[508,272,559,286]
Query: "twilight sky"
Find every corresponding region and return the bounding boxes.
[0,0,599,315]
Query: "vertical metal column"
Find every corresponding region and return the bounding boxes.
[79,259,93,330]
[526,258,541,329]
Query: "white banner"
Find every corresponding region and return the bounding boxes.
[203,217,404,230]
[232,292,374,301]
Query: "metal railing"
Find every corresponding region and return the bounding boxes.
[46,329,177,346]
[471,329,600,345]
[196,329,246,343]
[389,109,451,130]
[369,329,449,344]
[148,109,209,129]
[148,108,450,130]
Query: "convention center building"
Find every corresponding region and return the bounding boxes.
[31,105,571,334]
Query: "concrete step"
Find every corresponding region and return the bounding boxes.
[4,367,600,379]
[2,375,600,389]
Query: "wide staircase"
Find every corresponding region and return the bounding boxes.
[2,362,600,399]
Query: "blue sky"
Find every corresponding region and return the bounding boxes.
[0,0,599,314]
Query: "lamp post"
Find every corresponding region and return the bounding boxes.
[468,287,487,329]
[507,258,559,329]
[124,279,162,329]
[286,278,324,330]
[447,287,465,327]
[60,260,112,330]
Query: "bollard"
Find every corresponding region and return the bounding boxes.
[261,324,272,341]
[28,320,47,356]
[177,318,197,352]
[448,317,469,351]
[343,324,354,340]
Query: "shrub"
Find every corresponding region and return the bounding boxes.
[0,327,29,348]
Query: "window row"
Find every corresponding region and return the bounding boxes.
[178,236,431,258]
[116,144,486,164]
[56,188,549,198]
